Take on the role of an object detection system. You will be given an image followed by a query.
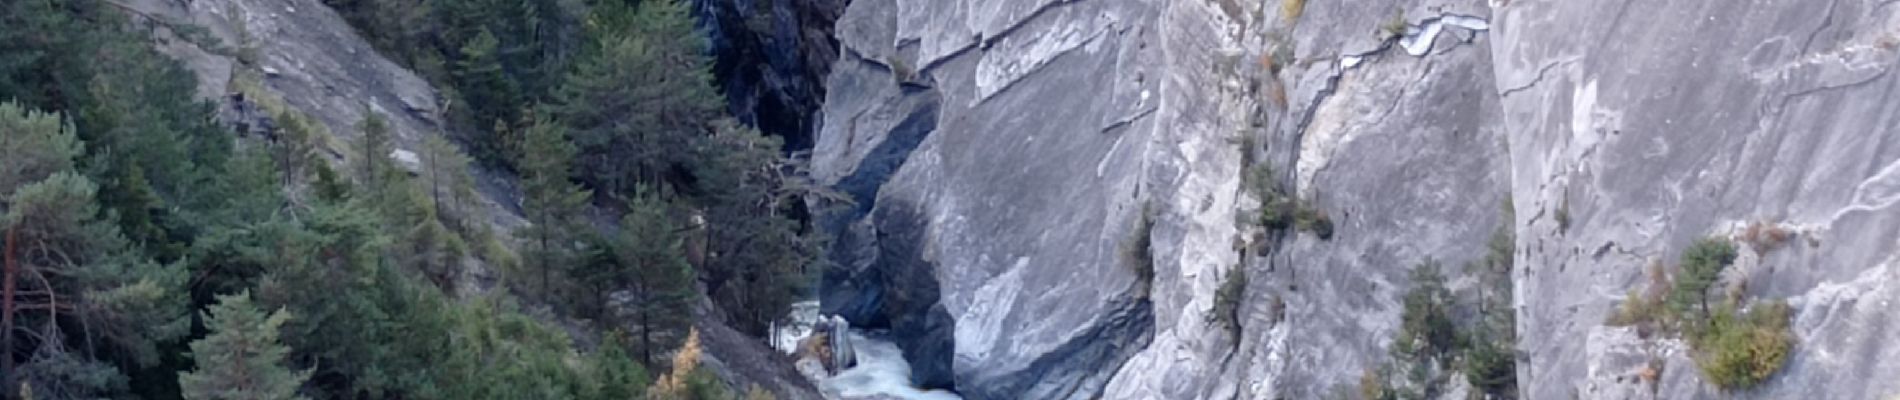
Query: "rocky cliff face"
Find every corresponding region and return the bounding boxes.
[694,0,848,150]
[811,0,1900,399]
[1499,0,1900,398]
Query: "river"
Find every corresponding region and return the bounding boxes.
[773,301,962,400]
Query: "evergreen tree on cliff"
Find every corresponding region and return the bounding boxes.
[517,115,592,295]
[179,291,312,400]
[604,189,696,365]
[552,0,722,195]
[1,102,190,398]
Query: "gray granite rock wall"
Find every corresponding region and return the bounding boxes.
[815,0,1900,399]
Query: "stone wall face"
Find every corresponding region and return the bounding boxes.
[813,0,1900,398]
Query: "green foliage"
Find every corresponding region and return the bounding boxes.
[420,134,479,225]
[1293,206,1334,240]
[690,121,819,335]
[1380,11,1409,40]
[179,291,312,400]
[1243,164,1333,239]
[1368,260,1460,399]
[1601,236,1791,391]
[585,188,697,364]
[1244,164,1293,230]
[552,0,723,194]
[0,102,80,196]
[1395,261,1458,363]
[1692,300,1793,391]
[1,0,806,397]
[353,110,402,190]
[269,108,328,191]
[1463,201,1519,399]
[1208,266,1248,338]
[1281,0,1305,21]
[590,335,652,399]
[451,28,522,162]
[517,115,593,295]
[1670,238,1738,329]
[1,102,191,398]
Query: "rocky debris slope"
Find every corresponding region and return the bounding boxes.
[113,0,528,242]
[812,0,1900,398]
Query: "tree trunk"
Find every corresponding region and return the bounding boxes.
[3,227,18,391]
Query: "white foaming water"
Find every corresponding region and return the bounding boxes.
[772,301,962,400]
[821,333,962,400]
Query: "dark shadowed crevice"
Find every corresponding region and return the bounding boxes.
[693,0,848,152]
[828,87,942,219]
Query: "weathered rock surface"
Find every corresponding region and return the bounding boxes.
[814,0,1900,398]
[114,0,529,241]
[1498,0,1900,398]
[695,0,848,150]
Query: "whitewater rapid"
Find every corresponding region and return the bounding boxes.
[773,301,961,400]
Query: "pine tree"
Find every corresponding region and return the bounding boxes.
[354,110,400,189]
[418,135,478,228]
[692,121,816,334]
[551,0,722,195]
[2,103,190,395]
[0,101,80,196]
[1388,260,1457,399]
[451,29,520,163]
[179,291,311,400]
[515,115,591,295]
[603,188,696,364]
[590,334,650,399]
[1671,238,1738,328]
[271,110,326,190]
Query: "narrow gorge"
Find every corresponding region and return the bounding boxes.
[20,0,1900,397]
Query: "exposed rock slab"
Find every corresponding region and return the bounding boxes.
[816,0,1900,398]
[1497,0,1900,398]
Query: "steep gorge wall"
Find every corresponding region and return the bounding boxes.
[1499,0,1900,398]
[812,0,1900,398]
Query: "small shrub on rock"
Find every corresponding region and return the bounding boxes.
[1693,300,1794,390]
[1671,238,1738,328]
[1294,205,1334,240]
[1606,260,1673,336]
[1208,267,1248,338]
[1741,221,1794,255]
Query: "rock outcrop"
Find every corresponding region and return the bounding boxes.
[812,0,1900,399]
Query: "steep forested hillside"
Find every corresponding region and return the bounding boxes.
[0,0,819,398]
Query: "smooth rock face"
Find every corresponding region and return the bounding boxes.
[815,0,1900,399]
[115,0,529,241]
[1497,0,1900,398]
